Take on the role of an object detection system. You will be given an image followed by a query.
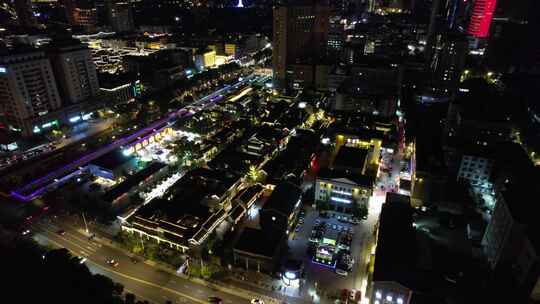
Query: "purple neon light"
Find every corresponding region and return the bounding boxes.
[11,76,255,201]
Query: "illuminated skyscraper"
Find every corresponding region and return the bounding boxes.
[273,0,329,89]
[467,0,497,38]
[0,49,62,136]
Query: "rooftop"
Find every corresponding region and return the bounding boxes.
[102,162,166,203]
[317,168,375,188]
[91,148,135,170]
[262,182,302,218]
[234,227,282,258]
[333,146,369,171]
[373,193,418,285]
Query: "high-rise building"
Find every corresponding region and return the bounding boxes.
[14,0,36,27]
[62,0,97,30]
[0,49,62,136]
[272,0,329,90]
[105,0,135,33]
[429,32,468,94]
[486,0,540,74]
[327,15,345,60]
[467,0,497,38]
[47,39,99,105]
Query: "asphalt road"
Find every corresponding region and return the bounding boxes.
[30,217,253,304]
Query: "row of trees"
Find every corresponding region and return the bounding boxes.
[0,236,131,304]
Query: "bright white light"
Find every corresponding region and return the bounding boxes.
[123,149,132,156]
[238,77,243,81]
[284,271,296,279]
[69,116,81,123]
[321,137,330,145]
[272,216,276,221]
[331,197,351,204]
[397,298,403,304]
[374,301,380,304]
[387,295,393,302]
[376,291,382,299]
[298,102,307,109]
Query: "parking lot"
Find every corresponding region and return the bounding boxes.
[288,205,372,299]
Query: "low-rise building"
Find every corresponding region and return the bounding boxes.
[259,182,302,235]
[101,161,167,207]
[87,148,138,181]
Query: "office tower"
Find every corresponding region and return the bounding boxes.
[62,0,97,30]
[47,38,99,105]
[61,0,77,25]
[429,32,468,93]
[105,0,135,33]
[0,49,62,136]
[14,0,36,27]
[327,15,345,60]
[445,0,473,32]
[467,0,497,38]
[272,0,329,90]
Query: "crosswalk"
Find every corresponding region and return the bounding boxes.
[32,221,101,258]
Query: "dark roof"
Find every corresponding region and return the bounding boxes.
[317,168,374,188]
[102,162,166,203]
[238,184,263,203]
[234,227,282,258]
[261,182,302,218]
[373,193,417,285]
[98,72,138,90]
[91,148,134,170]
[333,146,369,171]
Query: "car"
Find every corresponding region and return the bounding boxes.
[57,229,66,235]
[251,299,264,304]
[21,229,31,236]
[107,259,119,267]
[208,296,223,303]
[335,268,348,276]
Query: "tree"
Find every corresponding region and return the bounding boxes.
[246,165,265,184]
[352,202,368,219]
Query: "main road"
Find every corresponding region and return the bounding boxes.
[31,216,256,304]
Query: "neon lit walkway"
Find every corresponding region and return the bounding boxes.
[12,75,257,202]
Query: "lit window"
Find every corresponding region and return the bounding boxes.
[376,291,382,299]
[387,295,393,302]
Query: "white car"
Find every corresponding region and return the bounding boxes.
[251,299,264,304]
[335,268,348,276]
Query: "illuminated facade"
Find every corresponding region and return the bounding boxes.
[0,50,62,136]
[315,169,373,214]
[467,0,497,38]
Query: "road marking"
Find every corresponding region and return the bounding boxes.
[34,225,97,254]
[88,260,207,304]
